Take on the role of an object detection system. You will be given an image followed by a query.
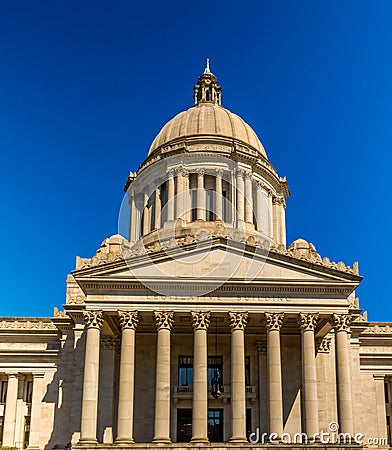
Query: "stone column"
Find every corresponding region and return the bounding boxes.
[215,169,223,221]
[27,373,45,449]
[244,172,253,224]
[190,311,211,443]
[272,197,280,244]
[229,312,249,443]
[374,375,388,440]
[236,169,245,223]
[134,193,144,241]
[143,193,150,236]
[80,310,104,444]
[167,169,175,222]
[182,169,190,222]
[154,187,161,230]
[129,189,136,242]
[255,182,264,233]
[265,312,284,437]
[298,313,319,438]
[256,341,268,434]
[2,373,19,447]
[196,169,205,221]
[279,199,286,247]
[116,311,139,444]
[332,314,353,436]
[153,311,174,444]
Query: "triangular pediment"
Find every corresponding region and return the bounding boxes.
[73,238,361,298]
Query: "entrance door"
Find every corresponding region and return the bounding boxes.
[208,409,223,442]
[177,409,192,442]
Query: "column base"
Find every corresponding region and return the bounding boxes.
[229,436,248,443]
[152,437,172,444]
[77,439,98,445]
[190,437,209,444]
[114,439,135,445]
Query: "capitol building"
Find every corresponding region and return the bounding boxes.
[0,62,392,449]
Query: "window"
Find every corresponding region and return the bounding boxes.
[207,356,223,386]
[177,409,192,442]
[208,409,223,442]
[25,381,33,403]
[24,416,30,448]
[245,356,250,386]
[206,189,214,221]
[178,356,223,386]
[222,190,228,222]
[0,416,4,446]
[178,356,193,386]
[0,381,7,403]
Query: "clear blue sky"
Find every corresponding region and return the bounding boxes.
[0,1,391,319]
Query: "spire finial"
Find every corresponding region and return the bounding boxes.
[204,58,211,74]
[194,59,222,105]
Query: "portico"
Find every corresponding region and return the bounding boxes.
[76,297,356,445]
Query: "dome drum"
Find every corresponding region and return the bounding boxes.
[125,63,289,251]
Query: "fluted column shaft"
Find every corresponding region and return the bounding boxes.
[143,193,150,235]
[129,190,136,242]
[236,170,245,222]
[215,170,223,221]
[299,313,319,437]
[229,312,249,443]
[153,311,174,444]
[28,373,45,449]
[80,311,104,443]
[244,172,253,223]
[167,170,175,221]
[265,312,284,437]
[191,311,211,443]
[154,187,161,230]
[116,311,139,444]
[182,170,190,222]
[332,314,353,436]
[2,373,19,446]
[134,194,143,240]
[196,170,205,221]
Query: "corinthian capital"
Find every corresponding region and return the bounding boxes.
[298,312,319,332]
[191,311,211,330]
[154,311,174,331]
[215,168,224,177]
[265,312,284,331]
[118,310,139,330]
[83,310,104,329]
[332,313,352,332]
[229,312,249,331]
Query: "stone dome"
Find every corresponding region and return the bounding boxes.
[147,61,267,159]
[148,102,267,158]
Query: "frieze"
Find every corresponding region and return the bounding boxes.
[363,325,392,335]
[0,319,57,330]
